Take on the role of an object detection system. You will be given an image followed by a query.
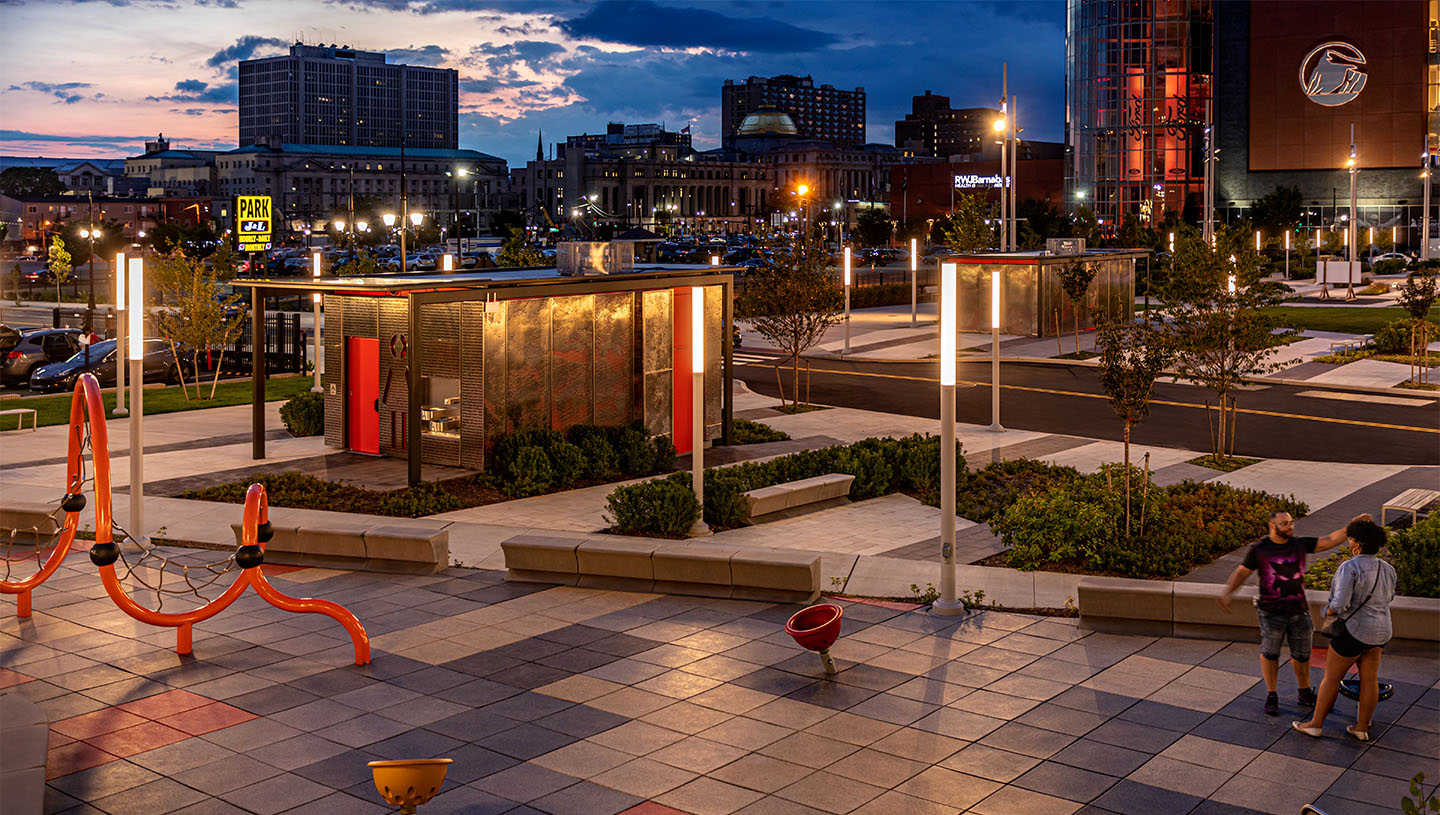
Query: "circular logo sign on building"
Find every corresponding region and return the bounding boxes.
[1298,42,1368,107]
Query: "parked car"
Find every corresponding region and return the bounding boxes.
[1369,252,1410,266]
[29,338,193,393]
[2,328,82,386]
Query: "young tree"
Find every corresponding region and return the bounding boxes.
[47,235,72,303]
[1070,205,1099,244]
[150,252,248,399]
[495,228,546,267]
[1397,270,1437,384]
[1056,257,1098,354]
[1249,185,1303,235]
[1095,317,1171,534]
[940,193,992,252]
[853,208,892,247]
[1156,230,1297,461]
[333,250,382,277]
[736,244,843,410]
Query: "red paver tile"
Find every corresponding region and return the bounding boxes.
[48,730,76,749]
[86,721,192,758]
[117,688,213,720]
[0,667,35,689]
[157,700,257,736]
[262,564,308,575]
[51,707,148,740]
[46,741,120,780]
[619,804,692,815]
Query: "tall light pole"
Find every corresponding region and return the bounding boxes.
[933,261,964,616]
[113,253,127,417]
[1285,229,1291,280]
[797,184,810,247]
[1424,141,1432,263]
[989,270,1004,433]
[998,63,1008,252]
[1348,125,1358,301]
[311,251,322,392]
[842,246,852,355]
[79,226,101,366]
[689,286,710,537]
[127,257,145,544]
[1009,94,1018,252]
[909,237,918,327]
[995,113,1008,251]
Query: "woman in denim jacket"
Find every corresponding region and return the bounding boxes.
[1293,519,1396,742]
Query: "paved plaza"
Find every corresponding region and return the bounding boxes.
[4,546,1438,815]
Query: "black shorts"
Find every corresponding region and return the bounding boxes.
[1329,629,1385,658]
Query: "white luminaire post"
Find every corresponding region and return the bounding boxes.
[933,262,964,615]
[711,256,719,266]
[910,237,918,327]
[1255,230,1261,252]
[113,252,128,416]
[311,251,323,392]
[989,271,1004,432]
[1285,231,1290,279]
[127,258,145,543]
[442,253,454,272]
[842,247,851,355]
[688,286,710,537]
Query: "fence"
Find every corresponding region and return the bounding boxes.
[31,307,308,375]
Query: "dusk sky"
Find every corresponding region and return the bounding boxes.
[0,0,1065,168]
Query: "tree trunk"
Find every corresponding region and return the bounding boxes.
[1074,308,1081,355]
[1123,421,1131,537]
[792,353,801,409]
[166,336,191,400]
[1215,392,1228,461]
[209,348,224,399]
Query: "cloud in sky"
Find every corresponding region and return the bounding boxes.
[0,1,1065,168]
[554,0,838,52]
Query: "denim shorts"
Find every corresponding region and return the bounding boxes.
[1257,607,1312,662]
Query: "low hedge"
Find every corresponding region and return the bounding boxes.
[1372,318,1440,356]
[279,391,325,436]
[991,465,1309,578]
[848,283,915,310]
[490,422,677,497]
[731,418,790,444]
[607,434,956,534]
[182,472,463,517]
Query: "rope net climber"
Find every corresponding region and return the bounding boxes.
[0,373,369,664]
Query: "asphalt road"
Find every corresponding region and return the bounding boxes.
[734,353,1440,466]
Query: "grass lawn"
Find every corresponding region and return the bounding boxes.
[0,376,311,431]
[1136,303,1412,335]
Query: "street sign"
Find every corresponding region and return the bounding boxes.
[235,195,273,252]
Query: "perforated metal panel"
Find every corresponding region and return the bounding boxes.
[459,302,486,469]
[483,300,509,452]
[323,294,343,450]
[379,298,408,456]
[549,295,594,430]
[704,285,723,441]
[592,292,633,428]
[506,298,550,433]
[641,289,672,438]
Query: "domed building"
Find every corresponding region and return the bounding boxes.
[730,105,801,155]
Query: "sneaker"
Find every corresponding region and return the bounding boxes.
[1264,693,1279,716]
[1298,688,1317,707]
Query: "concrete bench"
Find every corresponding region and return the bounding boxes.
[743,473,855,523]
[1326,334,1372,355]
[0,408,37,432]
[1,503,63,547]
[1079,578,1440,645]
[0,693,47,815]
[230,520,448,574]
[502,533,822,604]
[1381,488,1440,527]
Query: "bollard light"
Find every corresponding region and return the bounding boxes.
[991,271,1001,328]
[442,253,454,272]
[115,252,126,310]
[1255,230,1261,251]
[127,257,145,542]
[910,237,918,327]
[128,258,143,357]
[711,255,719,266]
[1228,274,1236,294]
[312,252,322,302]
[842,247,852,355]
[114,252,128,415]
[989,270,1003,432]
[689,286,709,537]
[311,252,324,392]
[940,263,956,387]
[933,261,963,615]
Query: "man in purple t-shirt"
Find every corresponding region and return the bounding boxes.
[1217,510,1368,716]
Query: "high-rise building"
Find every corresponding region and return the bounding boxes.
[239,44,458,150]
[722,75,865,147]
[894,92,998,159]
[1066,0,1434,248]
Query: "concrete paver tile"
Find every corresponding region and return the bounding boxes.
[708,754,815,794]
[649,735,750,774]
[773,769,886,814]
[970,783,1081,815]
[1128,755,1234,798]
[895,765,1003,810]
[758,732,861,769]
[657,776,766,815]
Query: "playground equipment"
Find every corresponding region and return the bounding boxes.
[369,759,453,813]
[785,603,844,675]
[0,374,369,665]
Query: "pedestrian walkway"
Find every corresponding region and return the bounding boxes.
[5,549,1436,815]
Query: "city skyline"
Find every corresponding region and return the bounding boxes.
[0,0,1064,167]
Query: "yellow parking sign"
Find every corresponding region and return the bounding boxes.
[235,195,272,252]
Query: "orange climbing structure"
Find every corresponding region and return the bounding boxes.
[0,374,370,665]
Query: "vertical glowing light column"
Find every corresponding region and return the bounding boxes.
[1285,231,1291,279]
[689,286,710,536]
[442,253,454,271]
[988,270,1004,432]
[128,258,145,543]
[711,255,719,266]
[311,252,323,392]
[933,262,963,615]
[910,237,918,327]
[842,247,851,355]
[1255,230,1261,252]
[113,252,128,416]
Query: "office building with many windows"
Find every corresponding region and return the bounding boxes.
[239,44,459,150]
[894,92,1000,160]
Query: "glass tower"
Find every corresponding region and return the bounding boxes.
[1066,0,1214,228]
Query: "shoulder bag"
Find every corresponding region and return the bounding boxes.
[1318,562,1379,643]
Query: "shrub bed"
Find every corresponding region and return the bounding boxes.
[490,423,677,498]
[279,391,325,436]
[848,283,915,310]
[991,466,1308,578]
[182,472,470,518]
[731,418,790,444]
[1308,516,1440,598]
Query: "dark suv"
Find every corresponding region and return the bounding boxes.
[1,328,82,386]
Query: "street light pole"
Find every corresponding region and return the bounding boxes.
[842,247,851,355]
[1348,124,1358,301]
[688,286,710,537]
[933,261,963,616]
[127,257,145,543]
[311,251,322,392]
[1010,94,1018,252]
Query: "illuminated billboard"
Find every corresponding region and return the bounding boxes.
[1248,1,1425,172]
[235,195,273,252]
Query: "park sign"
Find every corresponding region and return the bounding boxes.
[235,195,273,252]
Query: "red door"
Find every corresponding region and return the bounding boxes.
[347,337,380,455]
